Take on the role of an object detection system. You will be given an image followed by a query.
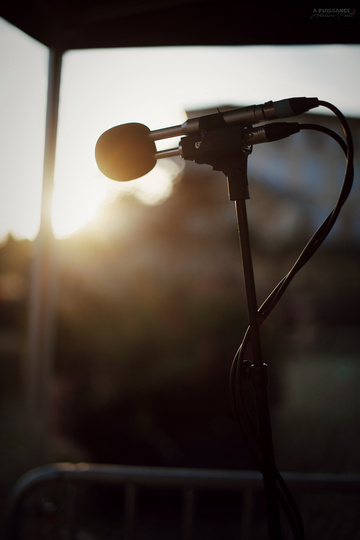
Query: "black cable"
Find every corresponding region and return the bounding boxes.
[255,116,352,325]
[232,104,353,484]
[299,123,347,154]
[230,328,305,540]
[229,101,354,539]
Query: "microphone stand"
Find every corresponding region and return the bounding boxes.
[181,120,283,540]
[234,196,282,540]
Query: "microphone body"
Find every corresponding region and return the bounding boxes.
[149,97,319,141]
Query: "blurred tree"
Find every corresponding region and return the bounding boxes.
[53,163,255,468]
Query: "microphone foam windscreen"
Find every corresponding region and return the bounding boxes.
[95,123,157,181]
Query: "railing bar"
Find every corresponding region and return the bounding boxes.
[5,464,360,540]
[240,488,254,540]
[124,483,137,540]
[65,483,79,540]
[298,491,309,537]
[182,486,196,540]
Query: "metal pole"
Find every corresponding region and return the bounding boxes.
[25,47,63,465]
[234,198,282,540]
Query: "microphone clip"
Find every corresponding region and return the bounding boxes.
[180,120,252,201]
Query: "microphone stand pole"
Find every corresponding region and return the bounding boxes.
[226,154,282,540]
[234,196,282,540]
[181,121,282,539]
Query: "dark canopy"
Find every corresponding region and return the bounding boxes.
[1,0,359,51]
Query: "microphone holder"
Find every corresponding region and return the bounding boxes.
[182,117,283,539]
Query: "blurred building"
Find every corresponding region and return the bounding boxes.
[0,110,359,479]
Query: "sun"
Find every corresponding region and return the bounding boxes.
[51,174,106,238]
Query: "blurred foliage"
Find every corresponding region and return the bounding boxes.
[52,167,252,468]
[0,157,359,504]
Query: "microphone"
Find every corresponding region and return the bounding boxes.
[159,123,302,161]
[243,122,301,145]
[95,98,319,181]
[149,97,319,141]
[95,123,157,182]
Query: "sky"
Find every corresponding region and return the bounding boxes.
[1,16,360,241]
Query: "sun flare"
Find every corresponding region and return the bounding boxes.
[51,159,183,239]
[51,174,106,238]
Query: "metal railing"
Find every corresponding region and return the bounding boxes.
[5,463,360,540]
